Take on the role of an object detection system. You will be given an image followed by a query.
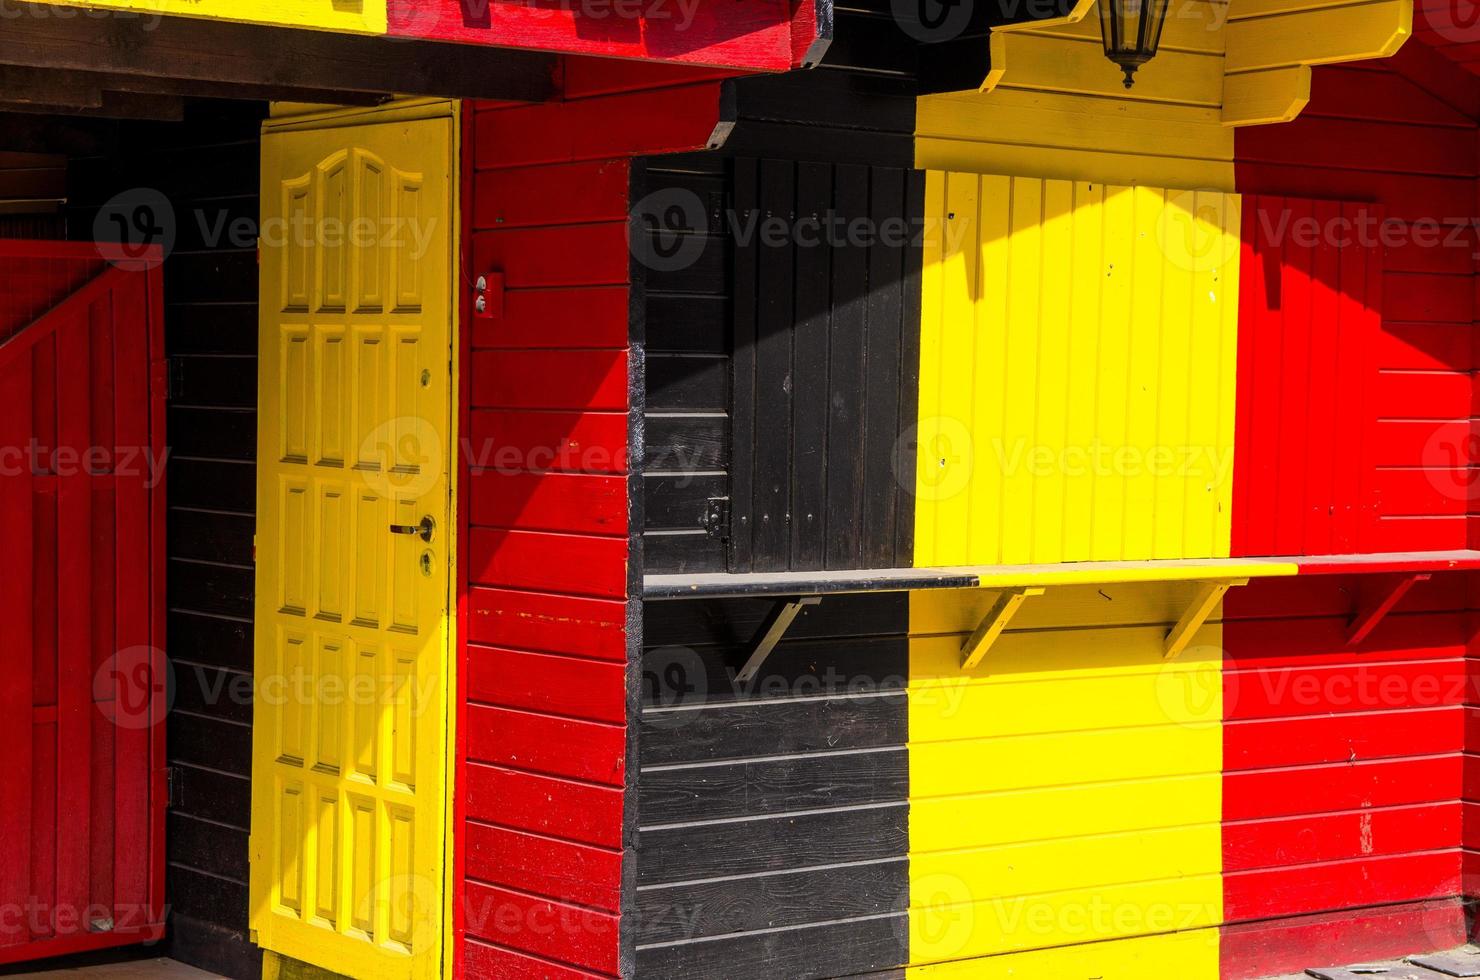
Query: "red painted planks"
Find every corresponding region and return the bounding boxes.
[0,348,34,947]
[0,245,165,964]
[465,705,625,787]
[1232,196,1382,557]
[473,161,629,231]
[469,471,628,536]
[1224,850,1461,922]
[387,0,800,72]
[1220,898,1467,980]
[465,765,624,849]
[1226,660,1465,721]
[468,528,628,599]
[473,225,631,290]
[471,286,630,352]
[464,940,610,980]
[1236,52,1480,557]
[1225,756,1461,822]
[463,881,620,976]
[469,350,629,412]
[467,589,627,662]
[458,86,725,979]
[466,646,626,723]
[1225,707,1463,769]
[472,84,724,170]
[1224,803,1461,872]
[54,309,92,933]
[465,825,622,913]
[467,410,628,477]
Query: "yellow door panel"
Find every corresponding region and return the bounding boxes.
[251,101,456,980]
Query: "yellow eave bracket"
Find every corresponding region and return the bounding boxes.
[980,0,1096,93]
[1164,579,1246,660]
[960,587,1046,669]
[1223,0,1413,127]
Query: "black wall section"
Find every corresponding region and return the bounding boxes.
[729,160,923,573]
[636,593,911,978]
[68,101,264,980]
[637,15,926,575]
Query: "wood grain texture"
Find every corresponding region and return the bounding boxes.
[633,595,910,974]
[914,175,1240,567]
[1223,579,1468,939]
[1235,55,1479,554]
[460,73,724,980]
[907,585,1224,970]
[1232,196,1384,557]
[0,243,166,965]
[386,0,822,70]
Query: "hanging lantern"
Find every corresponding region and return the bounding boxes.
[1099,0,1173,89]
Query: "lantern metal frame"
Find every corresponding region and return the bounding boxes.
[1099,0,1173,89]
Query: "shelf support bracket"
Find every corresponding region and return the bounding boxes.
[960,587,1046,669]
[736,596,822,683]
[1347,573,1430,647]
[1165,579,1246,660]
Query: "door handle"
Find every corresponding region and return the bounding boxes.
[389,515,436,542]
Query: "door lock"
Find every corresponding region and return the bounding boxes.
[389,515,436,542]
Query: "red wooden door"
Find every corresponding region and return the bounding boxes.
[0,241,167,963]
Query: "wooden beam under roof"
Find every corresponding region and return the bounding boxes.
[0,92,185,121]
[0,63,101,107]
[0,2,557,102]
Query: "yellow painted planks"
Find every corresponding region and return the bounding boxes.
[913,174,1241,567]
[906,585,1224,973]
[906,928,1220,979]
[40,0,386,33]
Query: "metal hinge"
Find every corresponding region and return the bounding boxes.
[166,766,182,809]
[166,358,185,401]
[702,498,730,539]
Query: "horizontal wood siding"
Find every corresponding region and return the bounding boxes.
[638,64,924,575]
[907,585,1224,974]
[635,594,910,978]
[67,104,265,980]
[1221,574,1469,962]
[1234,50,1480,552]
[463,73,725,980]
[637,153,730,574]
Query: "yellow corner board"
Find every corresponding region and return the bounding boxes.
[39,0,387,33]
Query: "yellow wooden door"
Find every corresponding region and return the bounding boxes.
[250,100,457,980]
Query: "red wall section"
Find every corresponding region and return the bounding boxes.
[1233,197,1384,556]
[385,0,816,71]
[1234,46,1480,554]
[459,67,724,979]
[1220,574,1469,975]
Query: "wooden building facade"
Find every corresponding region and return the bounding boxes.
[4,0,1480,978]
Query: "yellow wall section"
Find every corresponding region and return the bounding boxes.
[41,0,386,34]
[906,585,1224,977]
[914,173,1239,567]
